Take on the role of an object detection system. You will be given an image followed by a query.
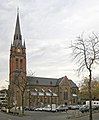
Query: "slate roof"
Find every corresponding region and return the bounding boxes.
[68,80,78,88]
[27,76,59,86]
[26,76,78,88]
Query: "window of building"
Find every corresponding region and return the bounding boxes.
[50,81,52,85]
[16,34,18,39]
[20,35,21,40]
[72,88,76,94]
[64,90,68,100]
[48,97,50,104]
[20,59,22,69]
[16,58,18,69]
[36,80,39,84]
[73,98,75,103]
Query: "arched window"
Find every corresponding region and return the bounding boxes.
[20,35,21,40]
[20,59,22,69]
[16,58,18,69]
[16,34,18,39]
[64,90,68,100]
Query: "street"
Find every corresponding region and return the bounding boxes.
[71,112,99,120]
[0,110,99,120]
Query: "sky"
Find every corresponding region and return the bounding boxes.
[0,0,99,89]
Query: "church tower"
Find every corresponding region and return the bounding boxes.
[9,9,26,107]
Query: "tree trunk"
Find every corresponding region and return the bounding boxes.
[89,69,93,120]
[21,93,24,114]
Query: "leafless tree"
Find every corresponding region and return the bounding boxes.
[14,71,28,114]
[71,33,99,120]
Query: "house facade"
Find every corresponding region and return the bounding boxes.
[25,76,78,107]
[0,89,7,107]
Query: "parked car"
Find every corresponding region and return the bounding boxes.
[56,105,68,112]
[92,105,99,110]
[24,106,29,110]
[28,106,36,111]
[68,105,80,110]
[35,107,43,111]
[70,105,81,110]
[79,105,89,113]
[42,106,51,112]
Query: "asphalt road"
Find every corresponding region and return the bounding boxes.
[0,110,99,120]
[71,112,99,120]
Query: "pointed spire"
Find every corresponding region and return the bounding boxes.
[13,8,22,47]
[15,8,21,35]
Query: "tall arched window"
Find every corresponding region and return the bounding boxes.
[64,90,68,100]
[20,59,22,69]
[16,58,18,69]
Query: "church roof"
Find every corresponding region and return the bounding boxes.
[26,76,78,88]
[68,79,78,88]
[27,76,59,86]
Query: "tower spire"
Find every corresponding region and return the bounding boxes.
[13,8,22,47]
[17,7,19,14]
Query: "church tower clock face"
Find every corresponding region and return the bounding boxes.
[17,48,21,52]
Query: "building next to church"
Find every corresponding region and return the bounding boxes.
[0,89,7,107]
[8,10,78,108]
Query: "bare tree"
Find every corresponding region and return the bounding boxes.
[14,71,28,114]
[71,33,99,120]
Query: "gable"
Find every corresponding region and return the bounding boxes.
[59,76,70,87]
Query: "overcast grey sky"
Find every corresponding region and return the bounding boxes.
[0,0,99,89]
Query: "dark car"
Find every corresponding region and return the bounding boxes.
[56,105,68,112]
[79,105,89,113]
[24,106,29,110]
[25,106,35,111]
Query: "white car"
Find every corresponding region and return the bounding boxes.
[42,106,51,112]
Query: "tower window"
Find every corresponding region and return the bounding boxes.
[20,59,23,69]
[16,34,18,39]
[20,35,21,40]
[16,58,18,69]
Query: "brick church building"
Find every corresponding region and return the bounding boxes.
[8,10,78,108]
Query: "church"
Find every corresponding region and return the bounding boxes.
[8,10,78,108]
